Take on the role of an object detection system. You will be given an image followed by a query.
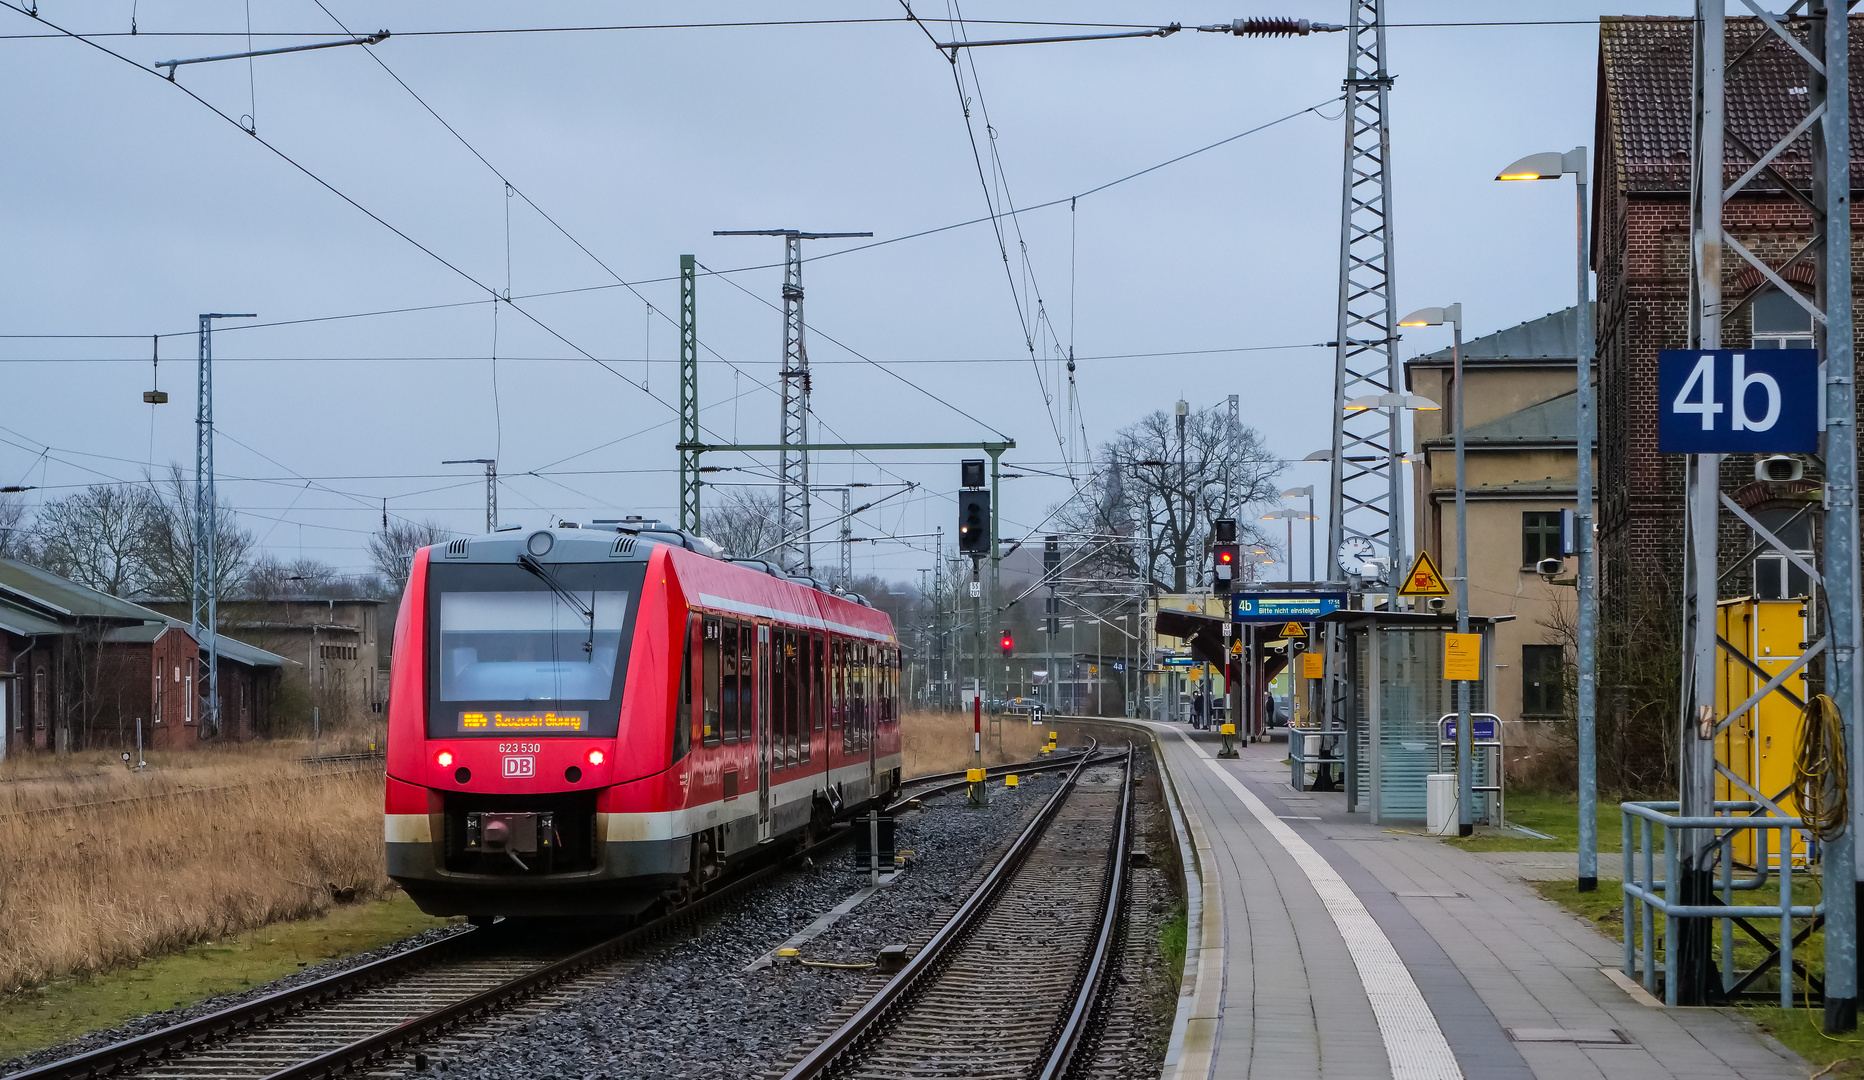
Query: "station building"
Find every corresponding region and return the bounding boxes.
[0,557,284,757]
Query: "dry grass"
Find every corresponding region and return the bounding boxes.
[901,710,1053,776]
[0,746,389,993]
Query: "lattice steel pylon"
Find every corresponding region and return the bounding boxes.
[1678,1,1856,1023]
[713,228,870,573]
[1325,0,1403,594]
[192,312,253,740]
[678,255,700,535]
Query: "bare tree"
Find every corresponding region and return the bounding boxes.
[31,484,162,596]
[1057,405,1282,592]
[141,465,255,601]
[243,553,381,600]
[370,519,450,592]
[0,493,33,562]
[702,487,782,560]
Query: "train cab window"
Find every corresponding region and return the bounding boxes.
[721,618,741,743]
[702,617,721,746]
[674,615,695,762]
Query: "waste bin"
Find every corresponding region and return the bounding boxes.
[1426,773,1458,836]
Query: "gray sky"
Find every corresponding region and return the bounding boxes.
[0,1,1685,586]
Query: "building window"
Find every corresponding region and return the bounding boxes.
[1753,508,1815,599]
[1522,511,1562,567]
[318,644,358,660]
[1751,288,1814,350]
[1522,644,1564,716]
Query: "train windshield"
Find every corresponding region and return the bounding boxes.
[427,561,645,738]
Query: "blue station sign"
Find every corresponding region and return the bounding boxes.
[1657,349,1819,453]
[1231,592,1348,623]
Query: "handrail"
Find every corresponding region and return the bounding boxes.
[1619,799,1821,1008]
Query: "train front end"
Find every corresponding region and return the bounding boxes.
[384,527,684,917]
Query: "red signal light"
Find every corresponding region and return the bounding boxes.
[434,749,454,767]
[586,748,606,766]
[1218,549,1234,564]
[1000,631,1013,655]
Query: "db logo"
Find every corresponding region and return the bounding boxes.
[501,756,535,778]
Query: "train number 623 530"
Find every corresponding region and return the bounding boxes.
[497,742,542,754]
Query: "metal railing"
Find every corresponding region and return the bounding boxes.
[1621,801,1822,1007]
[1287,727,1345,791]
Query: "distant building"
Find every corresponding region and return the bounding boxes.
[0,558,283,756]
[1405,306,1590,768]
[142,595,386,728]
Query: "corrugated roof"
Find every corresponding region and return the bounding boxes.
[1413,307,1581,367]
[1600,15,1864,193]
[0,598,74,637]
[0,558,163,622]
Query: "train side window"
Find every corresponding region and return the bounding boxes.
[773,628,790,770]
[811,632,826,734]
[782,626,797,768]
[721,618,740,743]
[739,622,756,744]
[702,617,721,746]
[851,645,867,752]
[674,613,695,762]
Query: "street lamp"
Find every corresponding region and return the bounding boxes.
[1399,304,1475,837]
[1283,486,1317,580]
[1497,146,1599,894]
[1263,509,1306,582]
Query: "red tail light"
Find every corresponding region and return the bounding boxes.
[435,749,454,767]
[586,748,606,766]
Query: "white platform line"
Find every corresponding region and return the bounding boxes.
[1174,728,1463,1080]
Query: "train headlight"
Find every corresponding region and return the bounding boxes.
[585,748,605,766]
[435,749,455,767]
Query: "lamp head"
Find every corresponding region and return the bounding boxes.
[1302,450,1331,462]
[1398,304,1462,330]
[1496,147,1586,181]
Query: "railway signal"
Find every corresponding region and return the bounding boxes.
[958,491,990,554]
[1000,630,1013,657]
[1213,518,1239,594]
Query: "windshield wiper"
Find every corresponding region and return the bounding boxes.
[517,553,596,660]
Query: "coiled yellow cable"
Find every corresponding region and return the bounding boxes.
[1796,693,1849,842]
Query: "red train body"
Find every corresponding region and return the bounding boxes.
[384,525,902,917]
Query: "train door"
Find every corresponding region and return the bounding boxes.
[756,623,772,842]
[864,644,878,795]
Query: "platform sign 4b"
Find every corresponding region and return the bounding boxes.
[1657,349,1819,453]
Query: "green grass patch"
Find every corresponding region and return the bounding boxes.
[1159,900,1188,992]
[1535,876,1846,1076]
[1743,1006,1864,1078]
[1436,790,1627,853]
[0,893,455,1062]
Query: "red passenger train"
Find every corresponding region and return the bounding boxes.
[384,521,902,917]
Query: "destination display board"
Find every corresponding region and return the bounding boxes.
[459,710,588,732]
[1230,592,1347,623]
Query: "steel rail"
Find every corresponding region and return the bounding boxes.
[4,930,479,1080]
[889,747,1104,811]
[777,740,1119,1079]
[10,753,1083,1080]
[1037,743,1135,1078]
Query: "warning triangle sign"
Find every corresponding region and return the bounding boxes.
[1399,551,1451,596]
[1280,622,1307,638]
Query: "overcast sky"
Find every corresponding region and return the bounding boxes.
[0,1,1693,587]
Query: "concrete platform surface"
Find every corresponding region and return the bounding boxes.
[1140,721,1806,1080]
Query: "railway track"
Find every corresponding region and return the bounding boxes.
[777,742,1135,1080]
[6,749,1102,1080]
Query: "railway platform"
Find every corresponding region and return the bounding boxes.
[1139,721,1807,1080]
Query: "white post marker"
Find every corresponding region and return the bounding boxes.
[1171,726,1463,1080]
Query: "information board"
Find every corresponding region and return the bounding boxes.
[1443,633,1483,681]
[1232,592,1347,623]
